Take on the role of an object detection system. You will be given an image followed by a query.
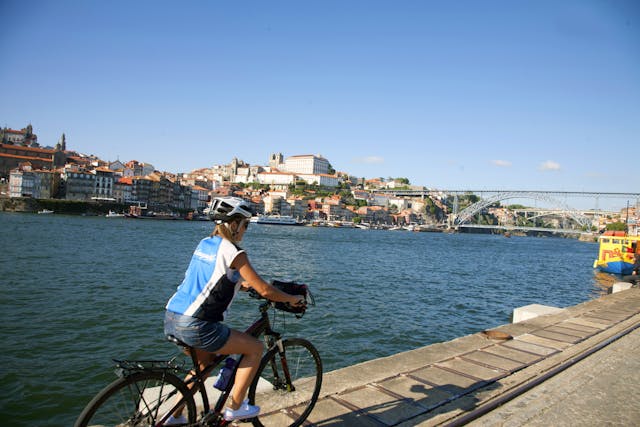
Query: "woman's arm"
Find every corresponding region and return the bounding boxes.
[232,253,304,305]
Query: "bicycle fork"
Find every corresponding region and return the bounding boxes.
[270,338,296,393]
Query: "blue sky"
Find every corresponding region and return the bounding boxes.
[1,1,638,209]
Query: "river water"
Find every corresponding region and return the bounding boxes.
[0,212,607,426]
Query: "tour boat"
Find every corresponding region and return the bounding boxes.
[593,231,640,275]
[255,215,303,226]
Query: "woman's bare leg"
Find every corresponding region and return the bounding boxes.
[215,329,263,409]
[172,349,215,417]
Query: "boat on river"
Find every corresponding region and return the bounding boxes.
[125,203,179,220]
[105,210,125,218]
[37,209,54,214]
[593,231,640,275]
[253,215,303,226]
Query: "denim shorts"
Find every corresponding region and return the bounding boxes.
[164,310,231,352]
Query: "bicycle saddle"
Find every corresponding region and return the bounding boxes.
[166,334,190,348]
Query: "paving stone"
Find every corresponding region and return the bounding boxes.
[376,375,452,411]
[516,333,573,350]
[501,338,559,356]
[580,313,618,325]
[566,316,608,329]
[482,344,543,364]
[409,365,478,394]
[306,397,383,427]
[337,384,419,426]
[587,309,633,322]
[544,325,593,338]
[435,358,505,381]
[530,329,582,343]
[460,350,526,372]
[252,410,296,426]
[556,320,601,334]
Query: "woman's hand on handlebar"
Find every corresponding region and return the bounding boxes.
[290,295,306,308]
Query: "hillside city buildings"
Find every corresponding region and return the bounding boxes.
[2,125,419,223]
[1,124,637,232]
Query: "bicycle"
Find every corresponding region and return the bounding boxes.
[74,283,322,427]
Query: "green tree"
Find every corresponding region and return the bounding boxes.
[606,222,627,231]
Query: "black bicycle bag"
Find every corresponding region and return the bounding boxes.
[271,280,311,315]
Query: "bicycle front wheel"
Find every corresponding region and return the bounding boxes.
[74,370,196,427]
[248,338,322,427]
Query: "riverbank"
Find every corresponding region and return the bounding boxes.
[298,287,640,426]
[1,197,597,240]
[0,196,128,216]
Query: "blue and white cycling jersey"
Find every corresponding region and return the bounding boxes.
[166,236,244,322]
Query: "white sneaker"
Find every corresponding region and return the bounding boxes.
[163,414,188,425]
[223,403,260,421]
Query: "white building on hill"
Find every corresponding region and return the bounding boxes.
[284,154,329,175]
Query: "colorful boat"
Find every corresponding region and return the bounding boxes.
[593,231,640,275]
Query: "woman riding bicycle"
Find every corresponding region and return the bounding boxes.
[164,196,305,424]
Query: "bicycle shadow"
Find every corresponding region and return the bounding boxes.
[308,378,500,426]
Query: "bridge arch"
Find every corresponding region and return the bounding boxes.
[453,192,592,227]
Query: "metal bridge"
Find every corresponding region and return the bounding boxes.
[457,224,586,235]
[373,189,640,230]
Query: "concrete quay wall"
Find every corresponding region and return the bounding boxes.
[273,288,640,427]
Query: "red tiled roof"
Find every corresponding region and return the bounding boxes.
[0,152,53,162]
[1,143,54,154]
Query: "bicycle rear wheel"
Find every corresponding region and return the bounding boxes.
[248,338,322,427]
[74,370,197,427]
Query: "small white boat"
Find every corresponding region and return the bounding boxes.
[37,209,54,214]
[255,215,303,226]
[105,210,125,218]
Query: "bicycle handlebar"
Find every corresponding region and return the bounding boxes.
[247,281,313,317]
[248,288,306,307]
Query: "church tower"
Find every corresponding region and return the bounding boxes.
[56,133,67,151]
[269,153,284,169]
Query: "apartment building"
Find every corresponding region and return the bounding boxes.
[9,164,58,199]
[92,167,115,200]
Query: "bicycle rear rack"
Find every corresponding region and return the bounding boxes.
[113,358,187,377]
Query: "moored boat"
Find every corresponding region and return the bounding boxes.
[593,231,640,275]
[37,209,54,214]
[255,215,303,226]
[105,210,125,218]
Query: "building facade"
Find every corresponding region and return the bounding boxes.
[1,125,38,146]
[284,154,329,175]
[0,143,66,179]
[92,168,115,200]
[61,167,95,201]
[9,164,57,199]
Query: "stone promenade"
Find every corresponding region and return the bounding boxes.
[258,287,640,426]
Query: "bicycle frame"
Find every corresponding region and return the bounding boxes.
[157,301,286,426]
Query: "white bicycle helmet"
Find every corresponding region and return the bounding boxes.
[209,197,253,222]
